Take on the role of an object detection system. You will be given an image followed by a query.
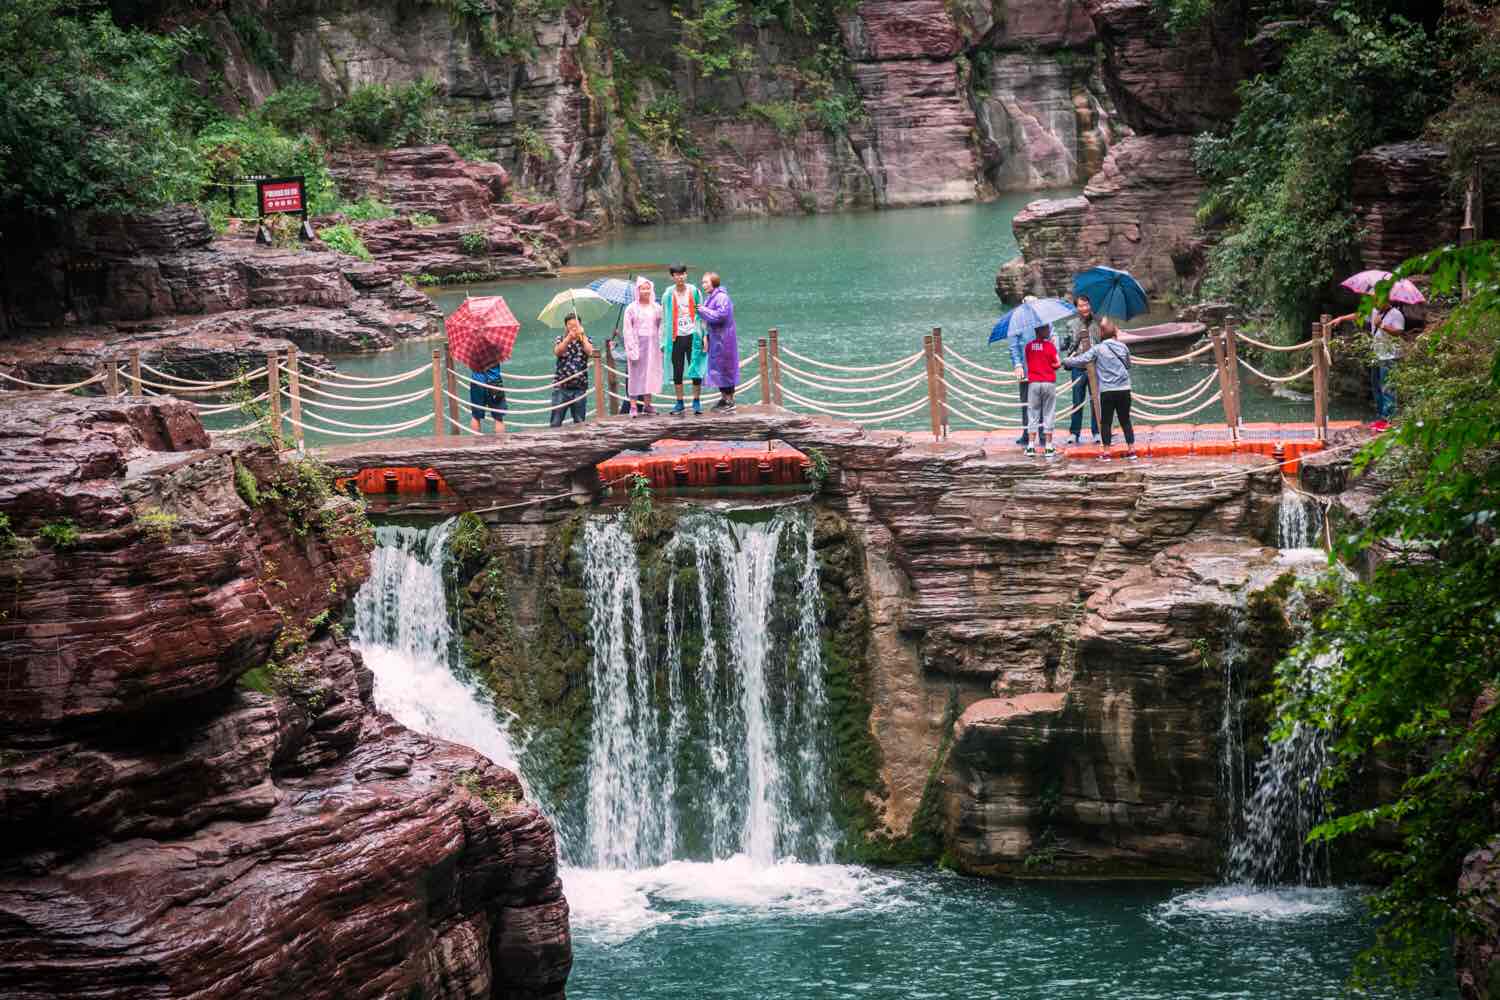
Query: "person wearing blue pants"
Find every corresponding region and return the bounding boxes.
[1063,294,1100,445]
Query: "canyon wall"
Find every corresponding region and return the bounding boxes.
[0,394,570,999]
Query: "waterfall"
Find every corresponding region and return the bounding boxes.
[352,522,523,776]
[1216,600,1250,859]
[1277,488,1322,551]
[577,507,837,870]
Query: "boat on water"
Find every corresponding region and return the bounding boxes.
[1118,321,1206,351]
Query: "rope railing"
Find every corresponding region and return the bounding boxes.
[1234,331,1316,353]
[2,324,1338,446]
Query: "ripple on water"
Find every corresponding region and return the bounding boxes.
[1153,884,1359,926]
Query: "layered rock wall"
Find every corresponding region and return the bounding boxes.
[0,394,570,999]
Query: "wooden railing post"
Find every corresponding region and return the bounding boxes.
[757,338,770,409]
[604,337,621,414]
[444,348,462,434]
[932,326,949,439]
[266,352,283,449]
[102,356,119,396]
[923,334,941,441]
[286,344,304,450]
[1086,360,1101,435]
[1311,322,1328,440]
[768,327,784,406]
[592,352,606,422]
[128,349,142,396]
[430,348,446,439]
[1222,326,1242,432]
[1210,329,1232,427]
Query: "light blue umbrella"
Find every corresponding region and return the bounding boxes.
[1072,266,1148,320]
[988,297,1077,344]
[588,277,635,306]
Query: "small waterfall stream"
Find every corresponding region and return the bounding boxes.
[1277,488,1323,551]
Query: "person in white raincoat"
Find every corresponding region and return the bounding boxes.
[622,276,664,415]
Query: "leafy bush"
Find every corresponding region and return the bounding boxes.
[673,0,752,79]
[0,0,206,217]
[460,228,488,254]
[745,101,807,137]
[514,123,552,161]
[408,212,439,227]
[318,222,371,260]
[812,93,861,133]
[197,116,339,217]
[37,519,80,549]
[257,84,323,132]
[331,78,446,146]
[136,508,181,544]
[337,196,395,221]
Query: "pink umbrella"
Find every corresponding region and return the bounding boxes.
[1341,269,1426,305]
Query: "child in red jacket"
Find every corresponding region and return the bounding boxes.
[1024,324,1062,458]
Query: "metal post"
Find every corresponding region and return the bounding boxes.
[757,338,770,408]
[286,344,304,449]
[444,348,461,434]
[768,327,784,407]
[128,350,142,396]
[932,327,949,439]
[1223,327,1243,431]
[102,357,119,396]
[592,352,606,422]
[1311,323,1328,440]
[430,348,446,439]
[266,353,283,449]
[923,334,941,441]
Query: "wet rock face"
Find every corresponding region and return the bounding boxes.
[1458,837,1500,1000]
[0,395,570,1000]
[1348,142,1500,271]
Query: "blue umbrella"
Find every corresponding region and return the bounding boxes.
[988,297,1077,344]
[588,277,635,306]
[1072,266,1148,320]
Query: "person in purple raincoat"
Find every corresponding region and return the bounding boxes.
[698,272,739,412]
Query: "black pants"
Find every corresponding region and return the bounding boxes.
[671,335,701,386]
[1099,389,1135,447]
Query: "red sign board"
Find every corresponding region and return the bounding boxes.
[257,177,306,216]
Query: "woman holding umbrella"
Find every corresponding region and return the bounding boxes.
[1328,270,1423,429]
[1070,266,1148,446]
[622,276,663,416]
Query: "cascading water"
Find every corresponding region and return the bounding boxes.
[576,507,838,870]
[1277,488,1323,551]
[352,522,523,777]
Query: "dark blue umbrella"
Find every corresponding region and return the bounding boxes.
[1072,266,1148,320]
[988,297,1077,344]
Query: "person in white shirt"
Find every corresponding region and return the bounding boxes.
[1330,304,1406,425]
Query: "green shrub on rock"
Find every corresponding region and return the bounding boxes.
[318,223,372,261]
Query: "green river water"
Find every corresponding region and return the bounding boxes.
[266,196,1365,444]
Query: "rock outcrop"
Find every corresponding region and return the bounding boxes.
[0,394,570,999]
[1349,142,1500,271]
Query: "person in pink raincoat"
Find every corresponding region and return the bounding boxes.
[622,276,664,416]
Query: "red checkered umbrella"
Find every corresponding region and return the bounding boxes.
[445,295,521,369]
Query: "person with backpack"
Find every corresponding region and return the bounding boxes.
[1062,318,1138,461]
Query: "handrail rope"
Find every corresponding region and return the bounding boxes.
[0,370,107,391]
[937,355,1019,388]
[605,374,762,406]
[284,404,435,431]
[138,361,267,387]
[445,413,485,435]
[283,410,433,438]
[295,363,432,389]
[1238,358,1317,385]
[775,375,924,411]
[943,395,1023,431]
[859,397,935,425]
[1129,369,1220,403]
[1131,390,1225,423]
[740,353,758,370]
[938,361,1024,402]
[197,395,266,415]
[289,388,434,413]
[1233,331,1315,353]
[777,352,926,384]
[299,362,433,385]
[1131,342,1217,366]
[294,382,434,407]
[449,366,576,393]
[778,366,928,396]
[940,375,1078,418]
[780,345,926,373]
[943,346,1022,380]
[779,385,930,422]
[126,372,263,395]
[442,385,581,416]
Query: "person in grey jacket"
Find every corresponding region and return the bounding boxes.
[1062,318,1137,461]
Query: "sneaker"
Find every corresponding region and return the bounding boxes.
[1127,450,1140,461]
[1098,453,1112,462]
[692,398,702,415]
[1068,436,1080,447]
[711,397,729,410]
[670,400,685,416]
[1024,445,1037,458]
[721,400,736,413]
[1044,446,1057,459]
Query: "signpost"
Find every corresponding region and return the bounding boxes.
[253,176,314,245]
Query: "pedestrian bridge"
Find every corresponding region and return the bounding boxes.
[2,323,1354,515]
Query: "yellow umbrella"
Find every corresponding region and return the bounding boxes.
[537,287,613,328]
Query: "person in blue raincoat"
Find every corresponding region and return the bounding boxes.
[698,271,740,412]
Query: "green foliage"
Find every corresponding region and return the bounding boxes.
[197,115,339,218]
[673,0,751,79]
[460,227,489,255]
[318,222,372,260]
[0,513,14,553]
[811,92,861,133]
[337,196,395,221]
[1270,241,1500,990]
[37,519,79,550]
[745,100,807,137]
[408,212,440,227]
[514,123,553,161]
[257,85,322,133]
[456,769,520,813]
[1195,5,1444,336]
[0,0,206,217]
[1150,0,1216,35]
[136,508,181,544]
[261,457,370,541]
[449,511,490,564]
[628,474,654,534]
[411,270,494,286]
[804,447,830,492]
[228,1,284,72]
[331,78,446,146]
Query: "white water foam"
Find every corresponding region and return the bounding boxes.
[1157,884,1354,924]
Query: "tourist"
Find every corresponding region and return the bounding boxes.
[1063,294,1100,445]
[468,363,507,434]
[1329,303,1406,430]
[661,263,707,415]
[698,271,739,412]
[550,312,594,427]
[622,276,663,416]
[1062,318,1137,461]
[1024,323,1062,458]
[1008,295,1041,447]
